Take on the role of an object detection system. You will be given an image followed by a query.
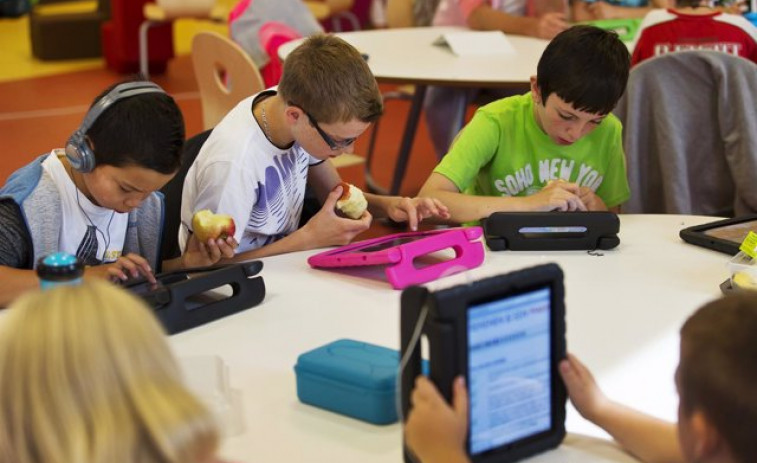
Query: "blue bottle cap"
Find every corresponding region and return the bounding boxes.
[36,252,84,282]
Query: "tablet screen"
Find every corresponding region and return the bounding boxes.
[332,230,442,254]
[357,235,428,253]
[126,279,165,296]
[467,287,552,455]
[702,220,757,244]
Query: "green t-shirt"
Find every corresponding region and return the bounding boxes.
[434,93,630,209]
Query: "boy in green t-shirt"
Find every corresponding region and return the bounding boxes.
[419,25,631,223]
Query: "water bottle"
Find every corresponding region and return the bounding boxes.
[36,252,84,290]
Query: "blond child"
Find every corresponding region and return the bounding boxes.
[0,281,223,463]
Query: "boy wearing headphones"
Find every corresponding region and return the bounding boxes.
[0,80,234,306]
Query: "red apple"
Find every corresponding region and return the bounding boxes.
[192,209,236,243]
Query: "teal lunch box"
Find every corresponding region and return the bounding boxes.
[294,339,402,425]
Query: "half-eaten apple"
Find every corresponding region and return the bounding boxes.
[192,209,236,243]
[335,182,368,220]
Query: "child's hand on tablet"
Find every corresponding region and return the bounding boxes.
[559,353,611,422]
[405,376,470,463]
[528,180,587,212]
[385,196,450,231]
[86,253,156,284]
[578,187,608,212]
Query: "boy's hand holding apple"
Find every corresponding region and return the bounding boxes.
[182,210,238,268]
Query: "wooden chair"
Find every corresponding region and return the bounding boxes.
[191,31,265,130]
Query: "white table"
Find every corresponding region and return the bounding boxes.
[171,214,730,462]
[280,27,549,195]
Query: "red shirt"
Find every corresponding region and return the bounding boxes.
[631,9,757,66]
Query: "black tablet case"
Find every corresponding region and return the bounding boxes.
[123,261,265,334]
[400,264,567,463]
[483,212,620,251]
[679,215,757,256]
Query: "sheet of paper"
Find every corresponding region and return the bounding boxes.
[434,31,516,56]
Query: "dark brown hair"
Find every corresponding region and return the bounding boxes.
[537,25,630,115]
[679,294,757,463]
[278,34,383,124]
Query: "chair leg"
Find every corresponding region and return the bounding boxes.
[139,20,152,80]
[332,11,361,32]
[364,116,385,194]
[365,89,416,195]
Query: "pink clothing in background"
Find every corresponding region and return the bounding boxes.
[433,0,526,26]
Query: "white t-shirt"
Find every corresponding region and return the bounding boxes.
[42,151,128,265]
[179,90,322,254]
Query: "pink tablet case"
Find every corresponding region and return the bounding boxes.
[307,227,485,289]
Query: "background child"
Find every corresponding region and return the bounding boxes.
[572,0,672,21]
[424,0,570,158]
[418,25,631,223]
[630,0,757,66]
[405,294,757,463]
[0,280,222,463]
[179,35,448,261]
[0,80,234,307]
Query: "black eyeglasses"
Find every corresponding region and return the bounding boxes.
[290,103,357,151]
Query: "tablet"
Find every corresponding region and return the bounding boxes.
[308,227,485,289]
[484,211,620,251]
[121,262,265,334]
[401,263,566,463]
[679,215,757,255]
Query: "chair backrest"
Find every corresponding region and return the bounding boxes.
[191,30,265,130]
[160,129,213,262]
[157,0,215,17]
[614,51,757,216]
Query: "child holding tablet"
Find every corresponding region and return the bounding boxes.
[405,294,757,463]
[559,294,757,463]
[418,25,631,223]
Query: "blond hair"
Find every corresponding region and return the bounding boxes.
[278,34,383,124]
[0,281,218,463]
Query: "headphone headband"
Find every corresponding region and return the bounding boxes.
[66,81,166,173]
[77,81,166,135]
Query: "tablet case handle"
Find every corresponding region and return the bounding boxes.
[400,286,427,420]
[401,286,458,463]
[387,227,485,289]
[156,262,266,334]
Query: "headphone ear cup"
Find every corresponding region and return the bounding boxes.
[65,131,95,173]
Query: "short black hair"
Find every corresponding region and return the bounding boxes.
[537,25,630,115]
[86,80,185,175]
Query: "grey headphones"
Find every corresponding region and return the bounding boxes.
[65,81,166,173]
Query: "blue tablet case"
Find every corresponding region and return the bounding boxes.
[295,339,413,425]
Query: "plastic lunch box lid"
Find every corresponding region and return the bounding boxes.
[295,339,399,391]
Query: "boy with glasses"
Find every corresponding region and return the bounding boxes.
[180,35,449,260]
